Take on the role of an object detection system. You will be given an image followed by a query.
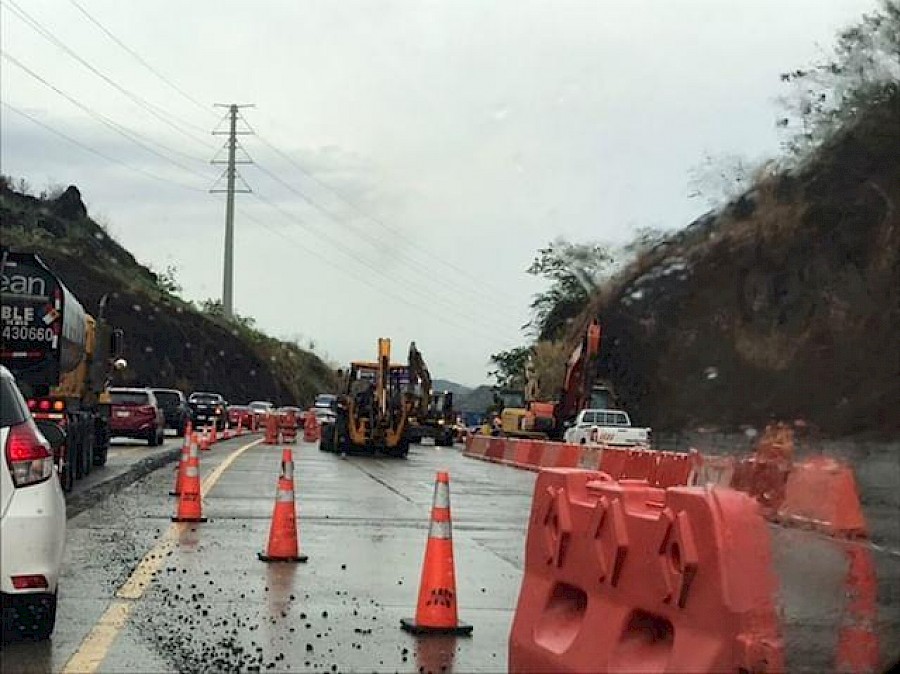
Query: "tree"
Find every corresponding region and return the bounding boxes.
[530,340,568,400]
[526,238,614,341]
[778,0,900,157]
[487,346,532,388]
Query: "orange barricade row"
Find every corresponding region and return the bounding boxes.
[509,469,784,673]
[279,410,298,444]
[264,413,280,445]
[303,410,320,442]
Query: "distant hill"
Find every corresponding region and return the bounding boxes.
[455,385,494,414]
[432,379,473,396]
[0,181,338,405]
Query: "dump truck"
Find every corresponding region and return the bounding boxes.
[405,342,456,447]
[319,338,414,458]
[0,250,125,492]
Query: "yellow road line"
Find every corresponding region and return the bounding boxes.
[60,437,263,674]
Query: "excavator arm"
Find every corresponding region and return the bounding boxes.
[407,341,432,416]
[556,319,603,423]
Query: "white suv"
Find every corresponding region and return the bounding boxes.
[0,365,66,640]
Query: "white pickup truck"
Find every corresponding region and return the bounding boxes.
[563,409,650,447]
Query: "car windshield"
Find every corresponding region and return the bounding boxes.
[249,402,271,410]
[112,391,149,405]
[190,394,220,403]
[153,391,182,407]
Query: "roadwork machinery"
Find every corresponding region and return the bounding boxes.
[0,250,126,492]
[491,320,616,440]
[406,342,456,447]
[319,338,415,458]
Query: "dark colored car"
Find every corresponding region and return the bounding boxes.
[109,388,165,446]
[150,388,190,436]
[188,392,228,431]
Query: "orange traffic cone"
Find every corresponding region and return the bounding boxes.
[401,471,472,635]
[210,423,218,444]
[236,416,244,436]
[172,446,206,522]
[258,448,307,563]
[170,433,197,496]
[199,426,211,451]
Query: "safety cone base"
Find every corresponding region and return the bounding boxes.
[172,516,207,523]
[257,551,308,563]
[400,617,473,636]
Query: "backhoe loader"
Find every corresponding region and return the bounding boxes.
[319,338,415,458]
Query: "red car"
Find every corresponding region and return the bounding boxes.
[228,405,253,428]
[109,388,165,446]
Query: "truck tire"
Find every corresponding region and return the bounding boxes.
[60,444,76,493]
[93,441,108,467]
[81,427,94,477]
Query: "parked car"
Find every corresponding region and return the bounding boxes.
[248,400,275,423]
[313,393,337,410]
[312,406,336,425]
[228,405,253,428]
[1,365,66,640]
[188,392,229,431]
[150,388,190,436]
[109,388,166,446]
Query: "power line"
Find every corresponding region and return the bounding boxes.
[247,189,522,342]
[237,205,522,346]
[1,101,205,191]
[4,0,215,148]
[1,51,212,183]
[252,129,526,307]
[65,0,216,119]
[252,158,523,332]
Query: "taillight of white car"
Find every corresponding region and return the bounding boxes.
[5,419,54,487]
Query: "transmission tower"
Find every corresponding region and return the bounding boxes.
[211,103,254,320]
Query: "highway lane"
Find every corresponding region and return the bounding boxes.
[2,437,537,673]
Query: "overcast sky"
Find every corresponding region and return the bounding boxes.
[0,0,877,386]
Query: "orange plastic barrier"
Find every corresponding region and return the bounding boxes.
[509,470,784,673]
[303,409,320,442]
[621,447,658,481]
[653,450,700,489]
[775,457,868,538]
[597,447,629,478]
[264,413,280,445]
[835,545,879,673]
[279,410,298,444]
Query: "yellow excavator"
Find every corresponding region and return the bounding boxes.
[406,342,456,447]
[319,338,416,458]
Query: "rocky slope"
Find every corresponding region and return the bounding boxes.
[1,181,337,405]
[575,94,899,436]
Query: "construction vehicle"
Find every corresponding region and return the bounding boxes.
[319,338,415,458]
[406,342,456,447]
[491,320,616,440]
[0,250,126,492]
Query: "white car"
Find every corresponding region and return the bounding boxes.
[563,409,651,447]
[0,365,66,640]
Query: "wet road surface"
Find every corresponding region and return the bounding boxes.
[3,436,536,673]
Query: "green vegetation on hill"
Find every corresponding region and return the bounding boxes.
[0,179,337,405]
